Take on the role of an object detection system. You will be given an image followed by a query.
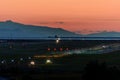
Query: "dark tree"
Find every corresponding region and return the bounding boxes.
[82,61,120,80]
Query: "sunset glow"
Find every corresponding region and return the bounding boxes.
[0,0,120,34]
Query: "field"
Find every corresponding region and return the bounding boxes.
[0,40,120,69]
[0,40,120,80]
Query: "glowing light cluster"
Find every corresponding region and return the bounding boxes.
[30,61,35,65]
[56,38,61,44]
[46,59,52,64]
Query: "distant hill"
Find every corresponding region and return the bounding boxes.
[0,20,80,39]
[0,20,120,39]
[86,31,120,37]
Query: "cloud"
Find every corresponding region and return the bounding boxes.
[37,21,65,25]
[55,22,65,24]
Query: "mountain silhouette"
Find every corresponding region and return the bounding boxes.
[0,20,80,39]
[86,31,120,37]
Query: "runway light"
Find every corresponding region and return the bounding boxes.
[1,60,5,64]
[46,59,52,64]
[56,39,59,43]
[20,58,23,61]
[102,45,107,48]
[54,48,57,51]
[30,61,35,65]
[60,48,63,51]
[28,57,31,59]
[48,48,50,51]
[1,61,4,64]
[58,38,61,40]
[66,48,69,50]
[11,59,14,62]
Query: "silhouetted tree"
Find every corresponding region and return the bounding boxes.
[82,60,120,80]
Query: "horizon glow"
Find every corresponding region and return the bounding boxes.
[0,0,120,34]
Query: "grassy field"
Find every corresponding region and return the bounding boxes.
[0,40,120,72]
[1,50,120,71]
[1,51,120,80]
[0,40,120,54]
[0,40,120,67]
[0,39,120,80]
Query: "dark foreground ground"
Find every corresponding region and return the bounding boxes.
[1,53,120,80]
[0,40,120,80]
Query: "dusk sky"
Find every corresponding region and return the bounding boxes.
[0,0,120,34]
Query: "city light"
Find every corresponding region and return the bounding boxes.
[46,59,52,64]
[58,38,61,40]
[48,48,50,51]
[56,38,61,44]
[30,61,35,65]
[11,60,15,62]
[20,58,23,61]
[66,48,69,51]
[28,57,31,59]
[56,39,59,43]
[60,48,63,51]
[102,45,107,48]
[1,60,5,64]
[54,48,57,51]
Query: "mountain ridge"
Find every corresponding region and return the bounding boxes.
[86,31,120,37]
[0,20,80,39]
[0,20,120,39]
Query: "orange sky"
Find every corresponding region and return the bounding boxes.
[0,0,120,34]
